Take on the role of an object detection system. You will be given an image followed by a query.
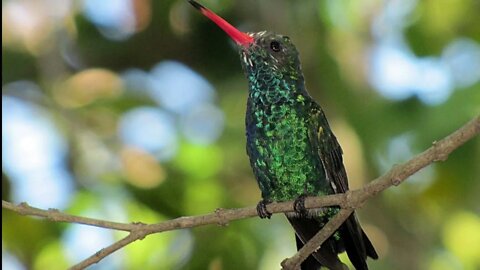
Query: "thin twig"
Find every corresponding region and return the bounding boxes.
[70,231,142,270]
[1,201,133,231]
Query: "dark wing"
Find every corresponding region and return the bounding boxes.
[308,103,378,269]
[307,104,348,194]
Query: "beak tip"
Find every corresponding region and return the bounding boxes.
[188,0,204,11]
[189,0,254,47]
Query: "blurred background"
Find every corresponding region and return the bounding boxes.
[2,0,480,269]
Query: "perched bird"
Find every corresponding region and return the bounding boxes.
[188,1,378,269]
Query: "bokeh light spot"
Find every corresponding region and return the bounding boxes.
[369,43,454,105]
[120,147,166,188]
[82,0,137,40]
[180,103,224,145]
[149,61,215,114]
[2,95,74,209]
[119,107,177,160]
[54,68,123,108]
[2,1,54,54]
[442,38,480,88]
[33,241,69,270]
[2,249,25,270]
[174,144,223,180]
[443,211,480,268]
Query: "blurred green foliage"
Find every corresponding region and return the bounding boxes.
[2,0,479,269]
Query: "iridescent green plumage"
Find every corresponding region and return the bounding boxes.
[188,2,378,269]
[241,31,377,270]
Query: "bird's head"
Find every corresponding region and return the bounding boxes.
[189,0,303,84]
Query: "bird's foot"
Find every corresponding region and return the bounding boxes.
[293,194,309,217]
[256,199,272,219]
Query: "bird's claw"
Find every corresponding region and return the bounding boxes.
[293,194,309,217]
[256,200,272,219]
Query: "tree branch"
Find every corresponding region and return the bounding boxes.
[2,194,346,233]
[3,115,479,269]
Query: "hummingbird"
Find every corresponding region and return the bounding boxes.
[188,1,378,269]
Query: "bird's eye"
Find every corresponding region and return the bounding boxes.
[270,41,281,52]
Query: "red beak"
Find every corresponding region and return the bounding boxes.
[189,0,254,47]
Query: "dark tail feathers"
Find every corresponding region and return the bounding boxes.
[288,213,377,270]
[340,214,378,270]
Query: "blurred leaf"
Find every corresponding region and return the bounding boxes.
[443,211,480,269]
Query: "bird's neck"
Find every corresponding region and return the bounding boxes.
[246,66,306,105]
